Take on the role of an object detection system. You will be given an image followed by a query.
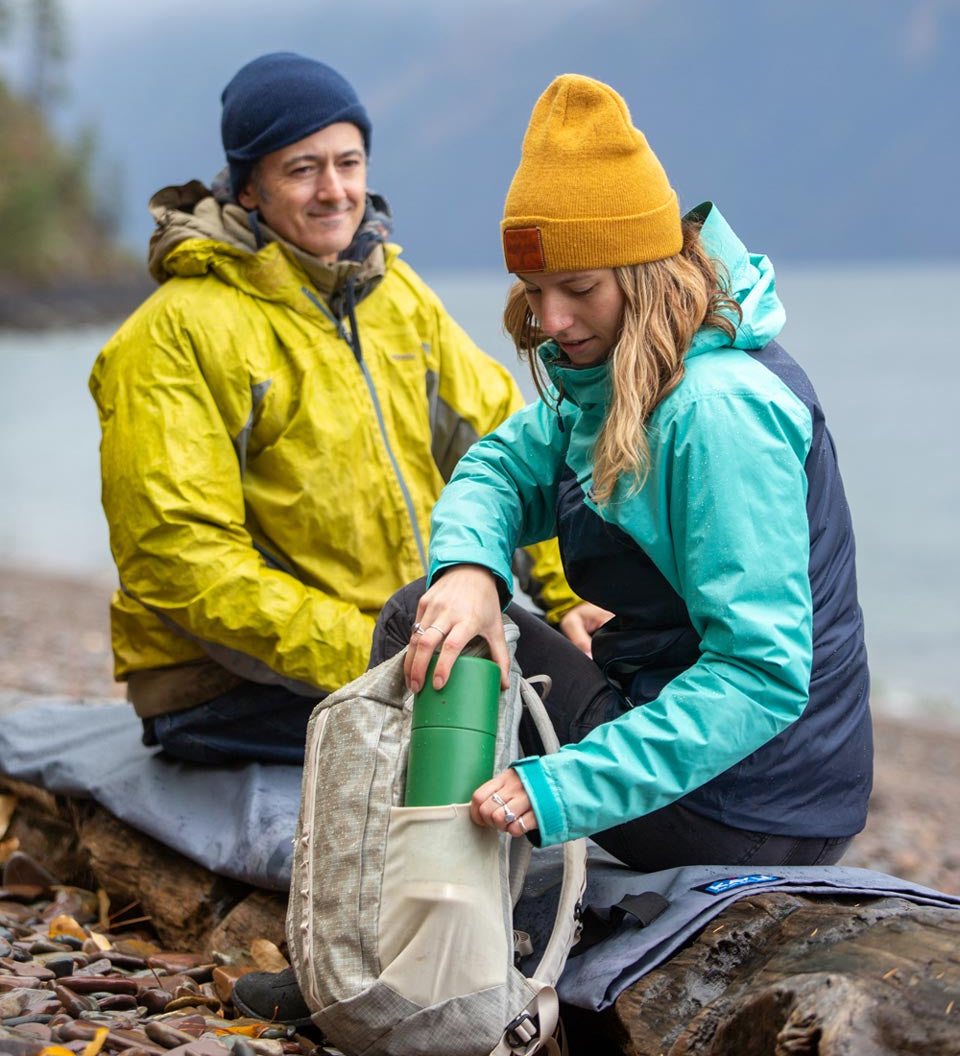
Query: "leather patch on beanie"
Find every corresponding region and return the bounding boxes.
[503,227,546,272]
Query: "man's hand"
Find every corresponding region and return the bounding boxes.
[559,601,614,657]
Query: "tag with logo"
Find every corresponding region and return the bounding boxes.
[503,227,546,272]
[696,874,782,895]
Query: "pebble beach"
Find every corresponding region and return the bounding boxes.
[1,563,958,897]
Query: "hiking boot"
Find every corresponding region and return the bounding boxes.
[231,965,312,1026]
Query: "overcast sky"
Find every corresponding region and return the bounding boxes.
[2,0,957,263]
[56,0,521,33]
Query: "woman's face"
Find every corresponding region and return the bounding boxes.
[518,269,625,367]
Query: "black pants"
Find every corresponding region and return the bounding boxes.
[143,681,321,765]
[372,579,852,872]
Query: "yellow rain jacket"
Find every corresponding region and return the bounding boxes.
[90,183,579,718]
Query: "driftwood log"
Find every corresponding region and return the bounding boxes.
[3,777,958,1055]
[0,778,287,956]
[563,892,960,1055]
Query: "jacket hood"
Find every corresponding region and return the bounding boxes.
[686,201,785,358]
[147,180,255,281]
[539,202,785,408]
[146,178,394,309]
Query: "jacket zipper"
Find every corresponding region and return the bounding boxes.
[301,284,428,572]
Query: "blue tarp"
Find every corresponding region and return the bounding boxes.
[0,696,298,890]
[3,695,958,1011]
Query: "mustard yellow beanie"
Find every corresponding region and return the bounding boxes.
[502,74,682,273]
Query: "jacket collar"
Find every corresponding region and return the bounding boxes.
[147,178,393,312]
[539,341,612,414]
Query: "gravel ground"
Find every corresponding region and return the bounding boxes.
[1,563,958,895]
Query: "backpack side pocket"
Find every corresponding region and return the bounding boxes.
[379,803,509,1007]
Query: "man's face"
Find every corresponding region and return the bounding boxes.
[238,122,367,262]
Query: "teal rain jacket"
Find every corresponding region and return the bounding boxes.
[427,204,871,845]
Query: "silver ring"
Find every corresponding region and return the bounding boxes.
[503,809,517,826]
[412,622,425,636]
[517,816,527,834]
[426,624,447,636]
[491,793,507,809]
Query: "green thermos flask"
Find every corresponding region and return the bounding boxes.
[404,654,501,806]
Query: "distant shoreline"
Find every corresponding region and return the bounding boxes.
[0,274,153,330]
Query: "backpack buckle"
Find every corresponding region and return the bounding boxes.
[505,1009,540,1048]
[573,899,584,943]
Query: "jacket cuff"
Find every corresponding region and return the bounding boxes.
[513,755,567,845]
[543,596,583,626]
[428,559,513,609]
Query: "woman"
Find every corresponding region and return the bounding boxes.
[393,74,872,871]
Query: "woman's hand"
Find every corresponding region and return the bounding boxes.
[403,564,510,693]
[559,601,614,657]
[471,767,538,838]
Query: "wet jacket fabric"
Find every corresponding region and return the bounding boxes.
[428,203,872,844]
[90,182,579,718]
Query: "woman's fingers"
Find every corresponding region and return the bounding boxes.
[403,618,449,691]
[403,565,508,692]
[507,810,537,837]
[486,628,512,690]
[470,769,537,837]
[429,617,509,691]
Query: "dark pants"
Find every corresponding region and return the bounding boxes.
[145,682,322,765]
[373,579,852,872]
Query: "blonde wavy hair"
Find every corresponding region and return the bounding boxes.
[503,219,742,504]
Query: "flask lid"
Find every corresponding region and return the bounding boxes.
[411,654,501,735]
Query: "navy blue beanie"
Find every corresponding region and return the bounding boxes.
[221,52,372,197]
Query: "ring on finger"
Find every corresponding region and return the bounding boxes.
[412,622,425,637]
[491,793,507,809]
[517,815,527,834]
[503,808,517,826]
[426,624,447,636]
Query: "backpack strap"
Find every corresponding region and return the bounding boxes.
[492,986,562,1056]
[507,675,549,906]
[520,678,587,985]
[571,891,670,956]
[492,679,587,1056]
[509,824,534,907]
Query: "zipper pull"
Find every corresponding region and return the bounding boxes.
[301,285,351,343]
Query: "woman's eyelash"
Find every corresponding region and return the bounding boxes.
[522,286,595,295]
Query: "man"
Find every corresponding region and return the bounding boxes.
[89,53,602,768]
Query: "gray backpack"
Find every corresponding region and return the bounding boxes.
[286,620,587,1056]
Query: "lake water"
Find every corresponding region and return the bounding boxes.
[2,264,958,724]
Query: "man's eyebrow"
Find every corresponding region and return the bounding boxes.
[282,148,364,167]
